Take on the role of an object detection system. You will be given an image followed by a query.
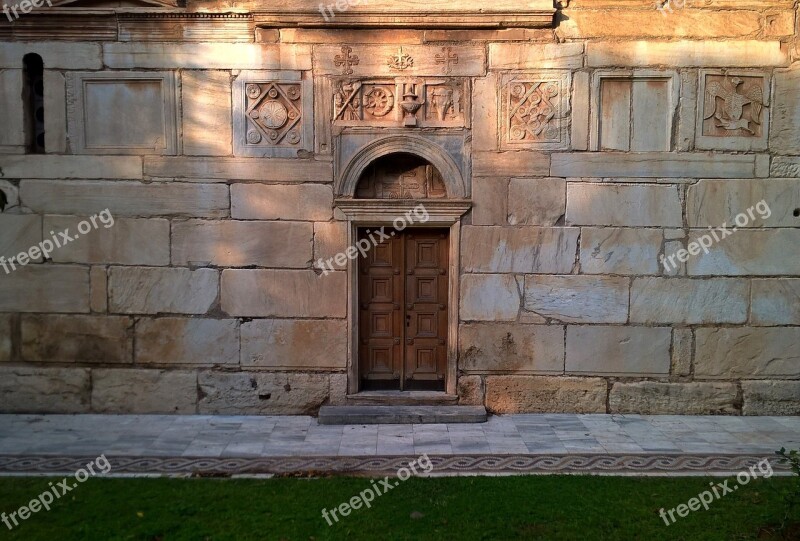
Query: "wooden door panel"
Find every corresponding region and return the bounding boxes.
[359,227,448,391]
[404,230,449,390]
[358,229,403,388]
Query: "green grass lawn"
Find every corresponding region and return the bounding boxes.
[0,475,797,540]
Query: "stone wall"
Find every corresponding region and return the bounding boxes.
[0,0,798,415]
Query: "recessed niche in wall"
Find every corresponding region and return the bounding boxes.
[590,70,679,152]
[67,71,178,155]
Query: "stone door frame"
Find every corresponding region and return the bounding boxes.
[336,200,471,396]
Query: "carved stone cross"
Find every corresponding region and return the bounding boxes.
[435,47,458,75]
[334,46,359,75]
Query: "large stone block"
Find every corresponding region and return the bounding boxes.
[524,275,629,323]
[172,220,313,268]
[751,279,800,325]
[0,367,90,413]
[459,323,563,373]
[489,43,584,70]
[182,70,233,156]
[231,184,333,221]
[0,266,89,313]
[742,381,800,416]
[457,375,484,406]
[695,327,800,378]
[485,375,607,414]
[471,177,508,226]
[687,179,800,228]
[671,328,693,377]
[630,277,748,324]
[566,184,681,227]
[221,269,346,317]
[609,382,739,415]
[472,74,499,151]
[135,318,239,365]
[108,267,218,315]
[0,315,11,362]
[43,216,170,266]
[103,43,310,70]
[559,9,761,39]
[507,178,565,226]
[587,40,788,68]
[0,42,102,69]
[687,229,800,276]
[0,156,142,179]
[92,369,197,414]
[43,70,67,153]
[21,315,132,363]
[90,266,108,313]
[0,70,24,149]
[313,221,348,271]
[21,180,229,218]
[551,152,755,178]
[0,215,42,262]
[770,65,800,155]
[566,326,671,375]
[460,274,519,322]
[771,157,800,178]
[241,319,347,369]
[473,151,550,177]
[461,226,578,273]
[144,157,332,182]
[580,227,661,275]
[198,371,330,414]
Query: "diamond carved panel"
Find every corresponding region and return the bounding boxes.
[233,71,313,157]
[501,72,571,150]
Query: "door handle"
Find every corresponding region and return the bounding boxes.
[406,314,411,327]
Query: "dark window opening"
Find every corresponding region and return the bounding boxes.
[23,53,45,153]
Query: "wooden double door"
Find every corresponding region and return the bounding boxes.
[358,227,449,391]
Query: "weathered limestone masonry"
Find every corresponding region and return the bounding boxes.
[0,0,798,416]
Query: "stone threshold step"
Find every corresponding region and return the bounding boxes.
[318,405,487,425]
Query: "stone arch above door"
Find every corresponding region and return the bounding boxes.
[335,133,468,199]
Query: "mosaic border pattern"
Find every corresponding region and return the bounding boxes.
[0,454,787,477]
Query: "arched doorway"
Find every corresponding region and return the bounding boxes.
[353,154,450,391]
[334,137,471,397]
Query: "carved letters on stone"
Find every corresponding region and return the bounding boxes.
[695,69,770,151]
[501,72,571,150]
[233,71,313,157]
[333,77,467,128]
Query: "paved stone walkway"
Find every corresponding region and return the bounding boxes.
[0,414,796,476]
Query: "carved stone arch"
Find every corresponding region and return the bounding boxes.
[337,135,466,199]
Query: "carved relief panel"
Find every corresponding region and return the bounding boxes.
[695,69,770,151]
[500,72,571,150]
[233,70,313,157]
[355,154,448,199]
[333,77,468,128]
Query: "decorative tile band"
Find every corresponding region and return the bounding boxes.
[0,454,788,477]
